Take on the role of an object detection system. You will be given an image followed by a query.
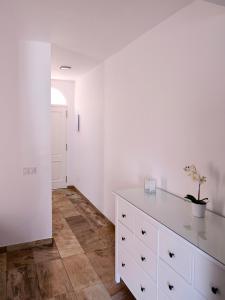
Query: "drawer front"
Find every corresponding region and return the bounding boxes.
[159,228,193,282]
[158,259,193,300]
[134,210,158,253]
[118,245,156,300]
[117,196,134,231]
[158,289,171,300]
[134,236,157,281]
[118,222,134,253]
[194,252,225,300]
[118,247,138,298]
[134,261,157,300]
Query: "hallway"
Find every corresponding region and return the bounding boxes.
[2,188,134,299]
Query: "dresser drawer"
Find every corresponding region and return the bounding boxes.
[159,228,193,282]
[133,236,157,281]
[117,196,134,231]
[135,262,157,300]
[158,259,194,300]
[118,247,137,297]
[134,209,158,253]
[118,222,134,253]
[158,289,171,300]
[194,252,225,300]
[118,245,156,300]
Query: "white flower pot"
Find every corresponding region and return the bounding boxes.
[191,202,206,218]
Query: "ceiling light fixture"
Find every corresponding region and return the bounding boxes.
[59,65,72,70]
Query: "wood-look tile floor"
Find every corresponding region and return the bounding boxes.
[1,188,135,300]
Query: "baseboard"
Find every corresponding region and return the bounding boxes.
[0,246,7,253]
[0,237,53,253]
[67,185,75,189]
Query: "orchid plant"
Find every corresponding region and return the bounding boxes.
[184,165,208,205]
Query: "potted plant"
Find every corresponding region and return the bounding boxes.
[184,165,208,218]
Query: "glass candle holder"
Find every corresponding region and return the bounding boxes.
[144,177,156,194]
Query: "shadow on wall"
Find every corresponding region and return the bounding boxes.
[208,162,225,216]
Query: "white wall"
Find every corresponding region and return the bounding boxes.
[74,0,225,223]
[104,0,225,221]
[0,35,52,245]
[51,79,76,186]
[73,65,104,212]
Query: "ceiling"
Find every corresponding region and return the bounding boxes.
[5,0,200,79]
[206,0,225,6]
[51,45,100,80]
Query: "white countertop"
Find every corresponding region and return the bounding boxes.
[114,187,225,266]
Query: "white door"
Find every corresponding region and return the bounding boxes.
[51,105,67,189]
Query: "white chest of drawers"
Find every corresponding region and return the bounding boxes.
[114,189,225,300]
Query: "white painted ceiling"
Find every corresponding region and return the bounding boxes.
[8,0,199,79]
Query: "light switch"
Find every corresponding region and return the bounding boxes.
[23,167,37,176]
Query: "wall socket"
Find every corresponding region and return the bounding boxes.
[23,167,37,176]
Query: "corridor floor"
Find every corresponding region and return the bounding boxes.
[1,188,135,299]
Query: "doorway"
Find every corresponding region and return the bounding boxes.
[51,87,67,189]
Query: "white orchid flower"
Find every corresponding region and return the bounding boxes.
[184,165,207,202]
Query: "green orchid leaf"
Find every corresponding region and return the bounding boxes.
[201,198,208,203]
[184,194,197,202]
